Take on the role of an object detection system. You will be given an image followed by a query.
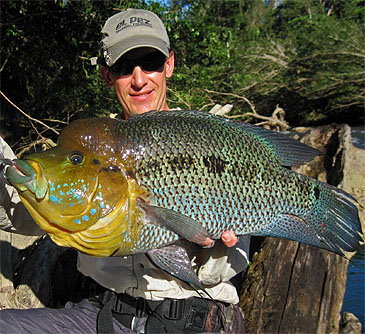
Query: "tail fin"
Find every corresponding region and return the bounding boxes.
[261,181,363,257]
[312,183,364,255]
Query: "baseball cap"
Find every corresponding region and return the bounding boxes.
[100,8,170,67]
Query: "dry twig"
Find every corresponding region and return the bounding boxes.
[202,89,289,131]
[0,91,60,135]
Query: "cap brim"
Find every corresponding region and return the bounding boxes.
[107,36,169,65]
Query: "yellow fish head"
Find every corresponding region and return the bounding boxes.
[5,118,131,252]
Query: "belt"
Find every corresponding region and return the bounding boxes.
[92,290,226,334]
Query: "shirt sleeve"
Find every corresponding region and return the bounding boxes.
[0,137,44,236]
[77,237,250,304]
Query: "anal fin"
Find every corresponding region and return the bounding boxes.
[260,214,330,250]
[147,245,206,292]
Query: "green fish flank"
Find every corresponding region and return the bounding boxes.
[4,110,363,262]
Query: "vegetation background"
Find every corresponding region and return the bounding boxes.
[1,0,364,155]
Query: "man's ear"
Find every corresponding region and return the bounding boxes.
[100,65,114,87]
[165,51,174,78]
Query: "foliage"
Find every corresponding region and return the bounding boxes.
[1,0,364,153]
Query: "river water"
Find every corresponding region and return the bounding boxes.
[341,126,365,328]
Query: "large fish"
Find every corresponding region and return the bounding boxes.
[3,110,363,288]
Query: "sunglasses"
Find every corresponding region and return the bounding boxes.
[107,51,167,77]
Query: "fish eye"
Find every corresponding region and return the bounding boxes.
[69,153,84,165]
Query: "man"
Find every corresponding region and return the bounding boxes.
[0,8,248,333]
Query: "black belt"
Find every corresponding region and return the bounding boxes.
[92,290,226,333]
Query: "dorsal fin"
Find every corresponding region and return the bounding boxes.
[237,123,322,166]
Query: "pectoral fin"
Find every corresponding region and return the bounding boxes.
[147,245,204,291]
[138,200,210,245]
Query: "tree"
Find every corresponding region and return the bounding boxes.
[1,0,363,154]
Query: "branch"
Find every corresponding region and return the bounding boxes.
[0,90,59,135]
[202,88,257,114]
[166,87,191,109]
[229,105,290,131]
[17,138,56,157]
[202,89,289,131]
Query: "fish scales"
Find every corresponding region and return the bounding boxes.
[3,110,362,263]
[119,112,331,242]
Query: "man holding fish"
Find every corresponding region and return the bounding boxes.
[0,8,248,334]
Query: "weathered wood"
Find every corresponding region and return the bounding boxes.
[239,124,364,334]
[240,238,348,333]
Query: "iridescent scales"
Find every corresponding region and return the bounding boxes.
[4,110,362,262]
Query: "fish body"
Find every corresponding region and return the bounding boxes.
[4,110,363,287]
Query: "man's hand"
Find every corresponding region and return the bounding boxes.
[202,231,238,248]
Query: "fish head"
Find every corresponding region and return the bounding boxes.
[5,118,130,235]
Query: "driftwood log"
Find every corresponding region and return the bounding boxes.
[0,124,364,332]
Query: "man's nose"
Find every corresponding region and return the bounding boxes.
[131,66,148,89]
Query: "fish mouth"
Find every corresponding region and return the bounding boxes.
[5,159,48,199]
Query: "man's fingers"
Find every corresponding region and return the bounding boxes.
[221,231,238,247]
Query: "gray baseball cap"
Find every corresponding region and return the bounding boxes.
[101,8,170,67]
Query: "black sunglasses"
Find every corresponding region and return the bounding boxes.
[107,51,167,77]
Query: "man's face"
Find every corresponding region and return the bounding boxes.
[101,47,174,119]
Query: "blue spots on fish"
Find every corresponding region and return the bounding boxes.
[50,194,62,204]
[72,193,82,201]
[82,215,89,222]
[100,202,105,209]
[50,195,58,202]
[74,219,81,225]
[59,190,65,196]
[90,209,97,216]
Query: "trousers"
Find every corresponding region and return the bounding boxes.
[0,298,245,334]
[0,300,134,334]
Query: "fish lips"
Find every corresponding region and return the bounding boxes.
[6,159,48,199]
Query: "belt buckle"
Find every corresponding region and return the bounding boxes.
[165,299,184,320]
[186,299,209,331]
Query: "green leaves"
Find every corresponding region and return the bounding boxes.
[1,0,363,153]
[166,0,364,126]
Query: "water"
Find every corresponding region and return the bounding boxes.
[352,126,365,150]
[341,126,365,328]
[342,248,365,327]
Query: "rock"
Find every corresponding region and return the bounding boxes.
[340,312,362,334]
